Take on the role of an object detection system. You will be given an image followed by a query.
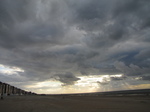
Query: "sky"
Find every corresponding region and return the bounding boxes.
[0,0,150,94]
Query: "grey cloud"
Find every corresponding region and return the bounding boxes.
[114,61,150,76]
[0,73,27,83]
[135,49,150,60]
[141,75,150,81]
[52,72,80,86]
[0,0,69,49]
[110,75,127,81]
[0,0,150,88]
[71,0,150,46]
[98,67,121,75]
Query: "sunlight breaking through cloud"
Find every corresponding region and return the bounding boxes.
[23,74,129,94]
[0,64,24,75]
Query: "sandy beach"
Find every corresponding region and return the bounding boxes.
[0,95,150,112]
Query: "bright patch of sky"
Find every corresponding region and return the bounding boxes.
[24,74,129,94]
[0,64,24,75]
[0,63,150,94]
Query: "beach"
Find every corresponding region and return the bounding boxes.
[0,95,150,112]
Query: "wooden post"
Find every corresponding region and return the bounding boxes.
[0,82,2,99]
[1,83,4,99]
[0,82,2,95]
[12,86,15,95]
[7,84,9,95]
[7,84,11,96]
[14,87,16,95]
[4,83,7,96]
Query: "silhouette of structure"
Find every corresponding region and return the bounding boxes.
[0,81,36,99]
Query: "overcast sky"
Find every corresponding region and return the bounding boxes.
[0,0,150,94]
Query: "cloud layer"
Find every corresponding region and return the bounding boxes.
[0,0,150,87]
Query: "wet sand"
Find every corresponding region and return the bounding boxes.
[0,95,150,112]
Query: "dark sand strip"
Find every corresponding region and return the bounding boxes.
[0,95,150,112]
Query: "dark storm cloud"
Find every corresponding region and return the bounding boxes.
[114,61,150,76]
[70,0,150,44]
[141,75,150,81]
[0,0,150,86]
[110,75,127,81]
[52,72,80,86]
[0,0,69,49]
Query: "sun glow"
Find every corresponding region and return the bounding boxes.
[0,64,24,75]
[24,74,126,94]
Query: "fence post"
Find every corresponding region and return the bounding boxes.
[1,82,4,99]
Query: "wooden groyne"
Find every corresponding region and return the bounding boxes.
[0,81,36,99]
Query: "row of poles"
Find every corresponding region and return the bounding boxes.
[0,81,37,99]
